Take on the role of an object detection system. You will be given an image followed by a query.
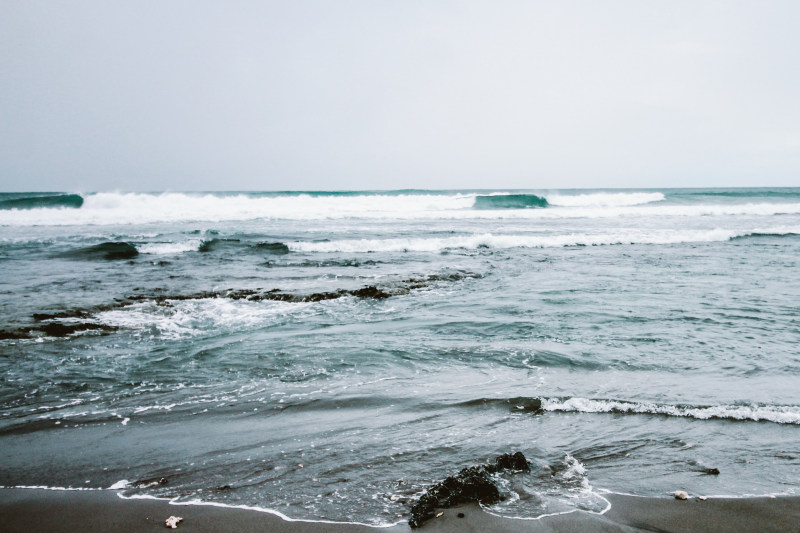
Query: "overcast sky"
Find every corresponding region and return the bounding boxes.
[1,1,799,192]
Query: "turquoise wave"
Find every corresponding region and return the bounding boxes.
[473,194,548,209]
[0,193,84,210]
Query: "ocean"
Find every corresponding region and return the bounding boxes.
[1,188,799,525]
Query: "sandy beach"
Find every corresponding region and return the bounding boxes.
[2,488,799,533]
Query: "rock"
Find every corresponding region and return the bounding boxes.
[0,329,31,340]
[165,516,183,528]
[349,286,392,299]
[703,467,720,475]
[489,452,530,472]
[674,490,689,500]
[457,512,465,518]
[408,452,530,528]
[698,496,708,501]
[37,322,118,337]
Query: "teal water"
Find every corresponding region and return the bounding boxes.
[1,188,799,524]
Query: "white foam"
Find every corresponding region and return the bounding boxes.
[289,227,800,253]
[108,480,131,490]
[115,493,400,528]
[541,397,800,424]
[548,192,665,207]
[137,239,203,255]
[96,298,312,339]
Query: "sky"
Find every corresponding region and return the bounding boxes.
[1,1,799,192]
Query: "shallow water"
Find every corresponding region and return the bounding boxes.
[1,188,799,524]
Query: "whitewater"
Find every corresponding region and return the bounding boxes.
[1,188,799,525]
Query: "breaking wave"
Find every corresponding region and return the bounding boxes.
[1,191,800,225]
[0,193,84,210]
[473,194,548,209]
[540,397,800,425]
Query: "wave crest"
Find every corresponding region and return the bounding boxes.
[541,397,800,424]
[473,194,548,209]
[0,193,84,210]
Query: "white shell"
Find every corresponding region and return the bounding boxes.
[165,516,183,528]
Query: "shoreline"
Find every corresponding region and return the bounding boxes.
[2,488,799,532]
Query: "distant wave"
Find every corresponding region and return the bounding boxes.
[1,191,800,226]
[289,227,800,253]
[728,231,800,241]
[547,192,664,207]
[473,194,548,209]
[684,188,800,199]
[0,193,83,210]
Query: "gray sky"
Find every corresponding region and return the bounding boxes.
[1,1,799,191]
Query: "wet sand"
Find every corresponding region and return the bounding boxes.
[1,488,799,532]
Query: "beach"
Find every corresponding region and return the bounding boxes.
[2,488,799,532]
[1,189,799,526]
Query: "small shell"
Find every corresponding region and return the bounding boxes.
[165,516,183,528]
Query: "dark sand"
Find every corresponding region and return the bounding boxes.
[1,488,799,532]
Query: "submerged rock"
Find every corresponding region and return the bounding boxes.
[408,452,530,528]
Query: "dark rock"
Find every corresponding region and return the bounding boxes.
[489,452,530,473]
[457,513,465,518]
[159,477,168,485]
[37,322,118,337]
[349,286,392,299]
[507,397,544,414]
[408,452,530,528]
[303,291,345,302]
[0,329,31,340]
[703,467,720,475]
[33,311,90,321]
[217,485,231,491]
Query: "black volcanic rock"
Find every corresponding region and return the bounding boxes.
[408,452,530,528]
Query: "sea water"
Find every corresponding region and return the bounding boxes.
[1,188,799,524]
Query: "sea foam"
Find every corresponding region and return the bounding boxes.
[2,191,800,226]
